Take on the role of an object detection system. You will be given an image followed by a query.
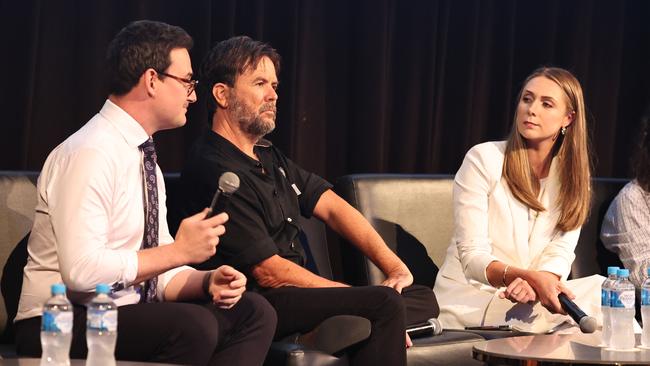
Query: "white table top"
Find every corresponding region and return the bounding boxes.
[473,331,650,365]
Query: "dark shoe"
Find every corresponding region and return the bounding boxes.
[294,315,371,355]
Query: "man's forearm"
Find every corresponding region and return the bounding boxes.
[133,210,226,286]
[315,190,408,276]
[133,244,187,284]
[252,255,347,288]
[162,269,207,302]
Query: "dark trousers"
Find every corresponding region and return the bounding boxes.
[262,284,437,366]
[15,292,277,366]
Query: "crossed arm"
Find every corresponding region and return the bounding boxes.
[487,261,574,314]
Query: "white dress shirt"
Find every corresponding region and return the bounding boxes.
[16,100,189,321]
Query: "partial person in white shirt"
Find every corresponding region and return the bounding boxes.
[434,67,603,332]
[602,109,650,289]
[14,20,276,365]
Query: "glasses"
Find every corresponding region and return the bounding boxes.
[156,70,198,96]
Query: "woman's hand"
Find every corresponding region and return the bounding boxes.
[525,271,574,314]
[499,277,537,304]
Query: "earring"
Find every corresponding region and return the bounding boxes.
[561,126,567,135]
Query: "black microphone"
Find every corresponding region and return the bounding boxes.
[558,293,597,333]
[205,172,240,219]
[406,318,443,337]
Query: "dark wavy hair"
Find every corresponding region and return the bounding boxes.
[199,36,281,116]
[634,105,650,191]
[106,20,193,96]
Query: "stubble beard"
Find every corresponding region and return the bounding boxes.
[230,96,276,140]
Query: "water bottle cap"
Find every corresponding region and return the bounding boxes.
[51,283,66,295]
[607,266,620,275]
[647,267,650,276]
[95,283,110,294]
[618,268,630,277]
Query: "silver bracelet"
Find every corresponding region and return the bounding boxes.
[502,265,510,287]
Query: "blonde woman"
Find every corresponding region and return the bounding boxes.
[434,67,602,331]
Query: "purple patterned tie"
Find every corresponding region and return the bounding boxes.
[139,137,159,303]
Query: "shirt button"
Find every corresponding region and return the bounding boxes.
[273,190,278,196]
[286,217,293,223]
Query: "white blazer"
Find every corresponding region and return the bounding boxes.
[433,141,597,330]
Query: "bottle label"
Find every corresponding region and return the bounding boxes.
[643,289,650,306]
[612,290,635,308]
[42,311,73,333]
[88,309,118,332]
[601,289,610,306]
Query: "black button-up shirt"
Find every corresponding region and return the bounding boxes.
[178,130,331,288]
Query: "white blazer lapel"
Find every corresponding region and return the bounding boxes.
[501,179,531,267]
[528,160,562,261]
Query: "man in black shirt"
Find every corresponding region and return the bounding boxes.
[179,36,437,366]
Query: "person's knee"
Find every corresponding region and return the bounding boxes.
[402,284,439,319]
[371,286,406,317]
[238,292,277,334]
[177,304,219,337]
[167,305,219,362]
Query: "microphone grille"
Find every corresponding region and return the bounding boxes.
[579,316,597,334]
[427,318,443,336]
[218,172,240,194]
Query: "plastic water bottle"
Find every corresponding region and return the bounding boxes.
[86,284,117,366]
[601,266,619,347]
[41,283,73,366]
[610,268,636,350]
[642,267,650,347]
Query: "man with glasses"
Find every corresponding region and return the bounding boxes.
[14,21,276,365]
[156,70,199,95]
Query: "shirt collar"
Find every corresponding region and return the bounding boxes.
[255,138,272,148]
[99,99,151,148]
[205,130,272,168]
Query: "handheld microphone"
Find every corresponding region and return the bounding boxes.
[205,172,240,219]
[406,318,443,337]
[558,293,597,333]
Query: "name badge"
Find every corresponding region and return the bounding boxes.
[292,183,301,196]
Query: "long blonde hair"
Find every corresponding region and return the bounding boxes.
[502,67,591,232]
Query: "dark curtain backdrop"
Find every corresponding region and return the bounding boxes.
[2,0,649,181]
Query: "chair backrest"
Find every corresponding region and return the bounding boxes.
[163,173,334,280]
[335,174,630,286]
[298,215,333,280]
[0,171,38,342]
[335,174,454,287]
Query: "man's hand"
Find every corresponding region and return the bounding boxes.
[174,209,228,264]
[381,267,413,293]
[499,277,537,304]
[208,265,247,309]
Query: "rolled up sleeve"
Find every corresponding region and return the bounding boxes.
[50,148,140,292]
